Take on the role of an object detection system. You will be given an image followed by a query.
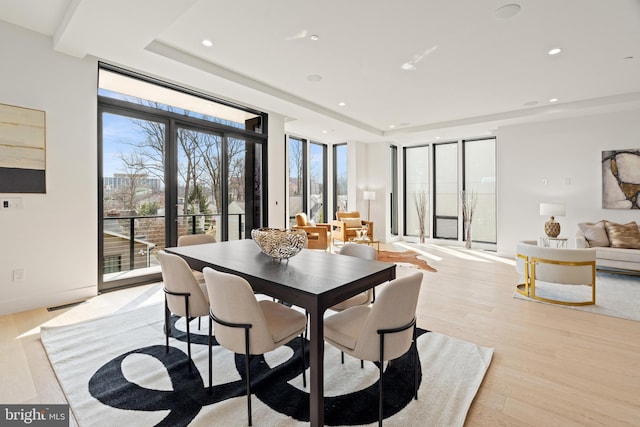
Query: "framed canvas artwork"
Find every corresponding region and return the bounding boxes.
[602,149,640,209]
[0,103,46,193]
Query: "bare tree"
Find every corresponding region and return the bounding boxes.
[114,152,147,211]
[290,140,303,195]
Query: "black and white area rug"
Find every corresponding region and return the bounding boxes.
[41,304,493,426]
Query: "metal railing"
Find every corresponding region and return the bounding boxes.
[102,213,245,275]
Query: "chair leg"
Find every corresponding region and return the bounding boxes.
[300,333,307,388]
[244,329,252,426]
[183,294,193,372]
[378,359,384,427]
[198,316,201,330]
[208,315,213,392]
[379,333,386,427]
[164,296,170,353]
[413,325,418,400]
[186,315,192,373]
[361,360,364,369]
[341,351,344,364]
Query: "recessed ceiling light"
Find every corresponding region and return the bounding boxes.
[307,74,322,82]
[494,4,521,20]
[548,47,562,55]
[201,39,213,47]
[549,98,559,103]
[338,102,346,107]
[400,63,416,71]
[310,35,319,41]
[321,130,328,134]
[389,125,396,129]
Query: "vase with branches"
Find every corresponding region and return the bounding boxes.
[414,190,427,244]
[460,190,478,249]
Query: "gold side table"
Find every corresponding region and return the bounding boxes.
[539,237,568,248]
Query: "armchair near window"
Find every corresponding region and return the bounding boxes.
[292,212,331,250]
[332,211,374,245]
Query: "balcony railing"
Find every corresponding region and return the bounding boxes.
[102,213,245,278]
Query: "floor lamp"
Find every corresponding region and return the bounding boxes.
[363,191,375,221]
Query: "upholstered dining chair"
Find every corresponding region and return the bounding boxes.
[323,271,423,427]
[178,233,217,247]
[177,233,217,284]
[203,267,307,426]
[157,250,210,372]
[330,242,378,311]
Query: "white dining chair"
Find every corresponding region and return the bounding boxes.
[157,250,210,372]
[203,267,307,426]
[330,242,378,311]
[323,271,423,427]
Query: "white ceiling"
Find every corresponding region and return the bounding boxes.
[2,0,640,144]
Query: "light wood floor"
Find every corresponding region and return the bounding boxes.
[1,242,639,426]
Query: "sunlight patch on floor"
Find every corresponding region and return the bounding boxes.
[464,249,516,266]
[394,242,443,261]
[422,244,492,262]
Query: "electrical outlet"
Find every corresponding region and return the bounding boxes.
[1,198,24,210]
[13,269,25,282]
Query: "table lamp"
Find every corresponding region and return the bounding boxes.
[539,202,565,237]
[363,191,375,221]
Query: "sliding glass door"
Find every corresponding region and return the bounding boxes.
[98,65,267,291]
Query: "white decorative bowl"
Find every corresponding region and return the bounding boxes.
[251,228,307,261]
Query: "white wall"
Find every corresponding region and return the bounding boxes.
[0,21,289,315]
[266,114,286,228]
[363,143,390,241]
[497,109,640,257]
[0,22,98,314]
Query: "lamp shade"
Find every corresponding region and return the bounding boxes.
[363,191,376,201]
[539,203,565,217]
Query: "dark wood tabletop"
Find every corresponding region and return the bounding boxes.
[166,238,396,426]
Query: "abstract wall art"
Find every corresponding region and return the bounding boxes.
[602,149,640,209]
[0,103,46,193]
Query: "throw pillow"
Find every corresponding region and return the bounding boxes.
[605,221,640,249]
[343,217,363,228]
[578,221,610,247]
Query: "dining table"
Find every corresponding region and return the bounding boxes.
[165,238,396,426]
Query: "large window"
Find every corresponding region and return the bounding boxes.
[390,145,398,235]
[99,64,267,290]
[287,137,327,225]
[333,144,348,216]
[402,139,496,246]
[433,143,458,239]
[288,136,305,226]
[309,142,327,223]
[464,138,496,243]
[404,145,429,239]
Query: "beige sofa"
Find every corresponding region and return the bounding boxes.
[575,220,640,273]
